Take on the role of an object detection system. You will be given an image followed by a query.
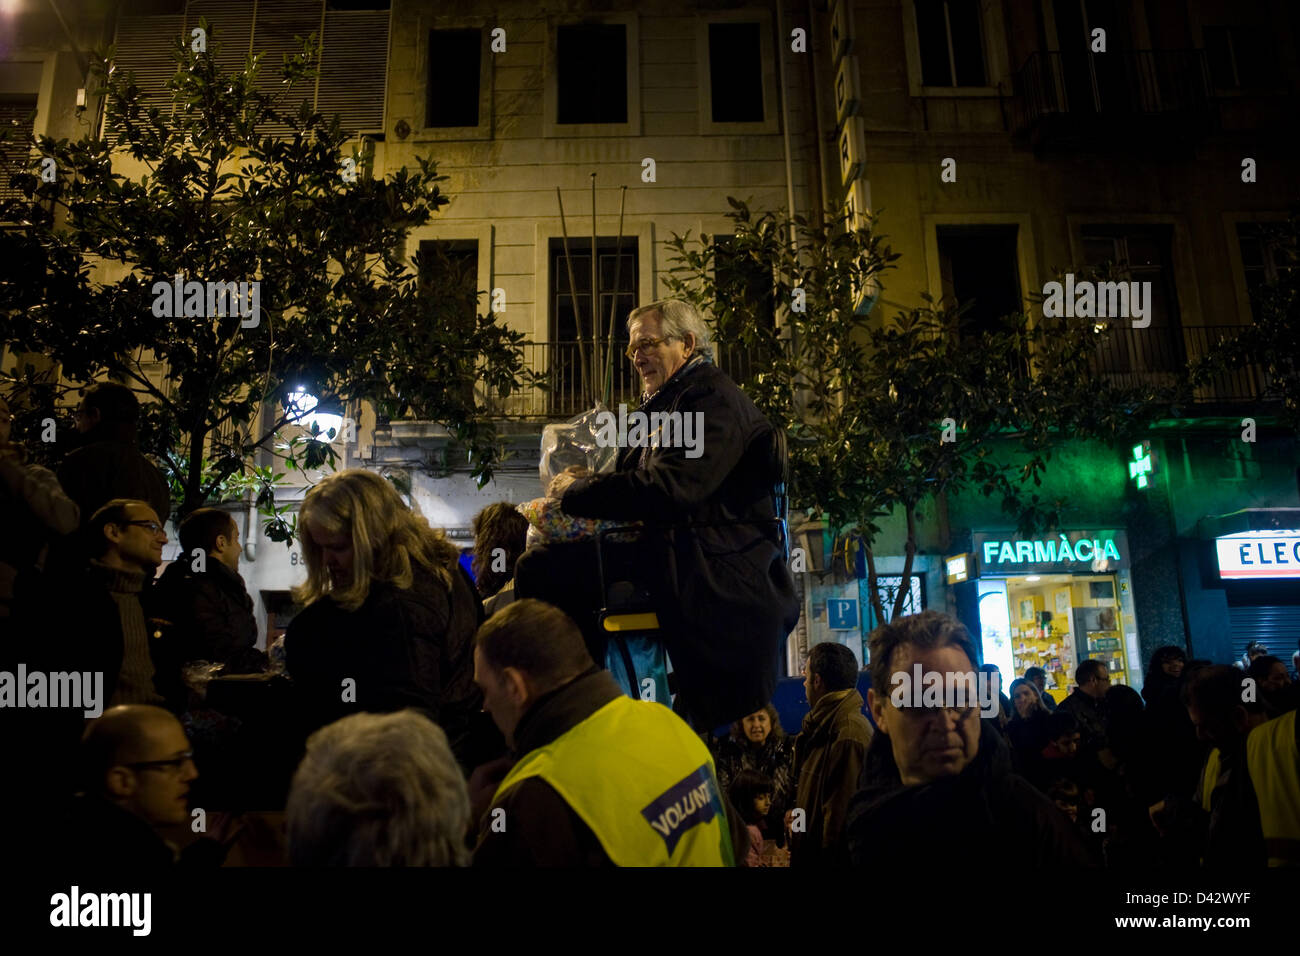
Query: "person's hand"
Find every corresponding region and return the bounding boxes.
[206,811,246,848]
[547,465,589,499]
[468,755,514,829]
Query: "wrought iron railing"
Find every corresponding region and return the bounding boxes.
[467,327,1268,424]
[1014,49,1214,132]
[1087,323,1266,402]
[479,341,753,420]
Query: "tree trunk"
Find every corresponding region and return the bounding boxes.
[892,506,919,620]
[864,542,886,629]
[182,417,209,522]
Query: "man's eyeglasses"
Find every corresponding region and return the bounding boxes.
[625,336,675,360]
[123,751,194,774]
[123,520,165,534]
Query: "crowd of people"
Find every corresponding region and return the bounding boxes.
[1,300,1298,868]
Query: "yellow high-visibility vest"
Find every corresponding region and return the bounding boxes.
[1246,711,1300,867]
[1200,748,1222,813]
[493,695,734,867]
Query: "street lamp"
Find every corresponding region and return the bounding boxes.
[284,387,344,442]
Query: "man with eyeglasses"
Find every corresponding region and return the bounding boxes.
[72,499,171,710]
[844,611,1088,866]
[537,299,800,731]
[60,705,233,868]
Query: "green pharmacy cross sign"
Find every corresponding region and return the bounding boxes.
[1129,441,1155,490]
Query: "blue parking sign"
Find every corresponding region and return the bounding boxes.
[828,599,859,630]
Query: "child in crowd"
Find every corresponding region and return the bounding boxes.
[728,769,776,867]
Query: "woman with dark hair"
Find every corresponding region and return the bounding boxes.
[1142,645,1185,706]
[471,502,529,616]
[284,470,493,769]
[1142,647,1204,809]
[1006,677,1053,774]
[712,703,795,845]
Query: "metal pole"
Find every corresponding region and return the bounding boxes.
[604,185,628,408]
[556,188,590,406]
[591,173,600,403]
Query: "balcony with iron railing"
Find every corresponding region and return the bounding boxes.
[1013,49,1216,152]
[471,328,1266,424]
[1086,323,1268,405]
[477,341,755,421]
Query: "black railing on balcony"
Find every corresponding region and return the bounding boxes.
[1088,324,1266,403]
[482,342,754,421]
[1014,49,1214,144]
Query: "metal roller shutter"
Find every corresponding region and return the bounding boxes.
[1228,605,1300,665]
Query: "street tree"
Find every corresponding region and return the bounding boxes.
[664,201,1166,624]
[0,23,534,538]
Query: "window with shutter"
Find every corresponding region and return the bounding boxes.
[0,97,38,210]
[248,1,326,137]
[185,1,256,79]
[105,2,388,144]
[102,14,185,147]
[317,8,388,135]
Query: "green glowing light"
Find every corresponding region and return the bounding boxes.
[1128,441,1153,490]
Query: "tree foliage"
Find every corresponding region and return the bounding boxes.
[0,22,535,537]
[664,201,1166,623]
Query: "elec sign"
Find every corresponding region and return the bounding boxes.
[1216,530,1300,579]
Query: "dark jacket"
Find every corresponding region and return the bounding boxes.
[57,795,227,870]
[790,688,874,868]
[145,558,260,668]
[0,455,79,611]
[56,422,171,527]
[284,562,483,765]
[473,668,624,867]
[846,720,1091,867]
[1058,688,1107,752]
[560,358,800,728]
[1006,710,1053,775]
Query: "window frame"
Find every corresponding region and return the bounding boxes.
[903,0,1008,98]
[417,18,493,142]
[532,219,653,341]
[1223,211,1291,325]
[922,213,1040,319]
[543,13,641,138]
[1065,215,1199,379]
[405,223,494,318]
[1189,4,1290,98]
[696,9,779,136]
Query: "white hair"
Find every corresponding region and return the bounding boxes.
[628,299,715,362]
[287,710,471,867]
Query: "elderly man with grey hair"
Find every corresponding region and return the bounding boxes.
[287,709,471,866]
[522,298,799,731]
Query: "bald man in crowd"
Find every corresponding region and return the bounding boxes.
[60,705,235,869]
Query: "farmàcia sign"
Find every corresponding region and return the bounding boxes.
[973,530,1130,575]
